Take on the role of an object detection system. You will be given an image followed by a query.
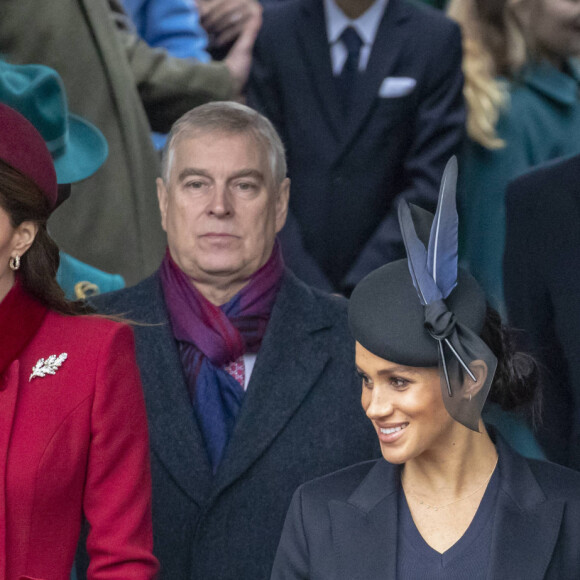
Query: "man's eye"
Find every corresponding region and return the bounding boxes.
[236,181,256,192]
[186,181,204,188]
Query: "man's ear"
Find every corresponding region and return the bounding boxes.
[157,177,169,233]
[12,220,39,258]
[275,177,290,234]
[463,360,488,400]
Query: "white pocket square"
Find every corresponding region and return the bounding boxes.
[379,77,416,98]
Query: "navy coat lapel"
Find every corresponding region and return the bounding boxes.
[330,460,399,580]
[106,275,213,506]
[339,0,412,155]
[213,272,331,494]
[296,0,344,145]
[487,438,564,580]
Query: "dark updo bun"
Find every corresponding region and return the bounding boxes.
[481,306,539,412]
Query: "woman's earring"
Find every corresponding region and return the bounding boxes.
[9,255,20,271]
[469,393,472,402]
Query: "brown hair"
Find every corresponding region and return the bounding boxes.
[0,159,91,315]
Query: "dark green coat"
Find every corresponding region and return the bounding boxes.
[458,59,580,313]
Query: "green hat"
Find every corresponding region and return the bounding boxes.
[0,60,108,185]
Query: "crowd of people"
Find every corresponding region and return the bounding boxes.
[1,0,580,578]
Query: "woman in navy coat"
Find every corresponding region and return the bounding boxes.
[271,160,580,580]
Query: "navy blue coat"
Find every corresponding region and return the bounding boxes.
[271,435,580,579]
[88,270,379,579]
[504,154,580,469]
[248,0,465,292]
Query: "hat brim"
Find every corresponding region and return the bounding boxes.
[52,113,108,185]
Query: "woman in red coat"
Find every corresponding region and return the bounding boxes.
[0,105,159,578]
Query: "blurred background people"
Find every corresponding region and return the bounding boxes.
[248,0,465,294]
[121,0,212,149]
[0,103,158,579]
[504,153,580,470]
[0,0,260,285]
[448,0,580,312]
[0,60,125,299]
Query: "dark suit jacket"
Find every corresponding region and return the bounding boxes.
[89,269,379,579]
[504,154,580,470]
[271,435,580,579]
[248,0,465,291]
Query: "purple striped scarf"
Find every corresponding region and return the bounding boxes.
[160,242,285,470]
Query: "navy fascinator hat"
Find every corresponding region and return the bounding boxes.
[349,157,497,431]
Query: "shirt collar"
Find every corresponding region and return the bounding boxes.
[522,58,580,106]
[324,0,388,46]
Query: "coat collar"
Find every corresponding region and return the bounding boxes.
[328,435,565,580]
[0,360,21,578]
[212,270,336,495]
[0,279,48,377]
[487,435,564,580]
[520,58,580,106]
[106,270,341,505]
[102,273,215,507]
[330,459,399,580]
[297,0,412,154]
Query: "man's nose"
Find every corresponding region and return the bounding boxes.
[208,184,233,217]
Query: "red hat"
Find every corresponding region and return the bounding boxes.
[0,103,58,209]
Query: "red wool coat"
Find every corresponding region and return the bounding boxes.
[0,308,158,579]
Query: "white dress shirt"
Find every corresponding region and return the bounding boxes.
[323,0,389,75]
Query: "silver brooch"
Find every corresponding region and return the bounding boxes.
[29,353,68,382]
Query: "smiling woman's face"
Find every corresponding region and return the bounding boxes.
[356,342,460,464]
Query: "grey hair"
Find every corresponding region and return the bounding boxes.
[161,102,287,189]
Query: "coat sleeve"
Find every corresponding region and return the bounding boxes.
[343,21,466,290]
[271,486,311,580]
[83,322,159,579]
[109,0,232,133]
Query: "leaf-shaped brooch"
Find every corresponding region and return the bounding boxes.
[29,353,68,382]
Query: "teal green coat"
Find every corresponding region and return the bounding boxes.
[458,59,580,313]
[57,252,125,300]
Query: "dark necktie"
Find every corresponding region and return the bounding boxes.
[337,26,363,111]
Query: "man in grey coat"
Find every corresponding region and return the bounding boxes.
[86,102,379,579]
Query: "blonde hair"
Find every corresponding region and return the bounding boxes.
[447,0,530,149]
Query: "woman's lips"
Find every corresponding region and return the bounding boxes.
[376,422,409,444]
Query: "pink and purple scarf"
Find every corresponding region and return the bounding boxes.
[160,242,285,471]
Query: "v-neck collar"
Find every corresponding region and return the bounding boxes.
[398,465,500,569]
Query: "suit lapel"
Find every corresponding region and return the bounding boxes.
[213,273,331,494]
[487,438,564,580]
[339,0,412,156]
[330,460,399,580]
[0,361,20,578]
[296,0,344,144]
[132,275,213,506]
